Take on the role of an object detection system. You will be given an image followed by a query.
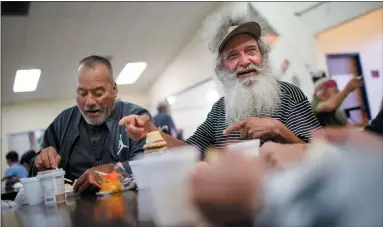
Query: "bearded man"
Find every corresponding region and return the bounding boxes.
[120,20,320,153]
[29,55,151,194]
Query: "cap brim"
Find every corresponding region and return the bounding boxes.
[219,22,261,53]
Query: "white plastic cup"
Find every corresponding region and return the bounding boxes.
[20,177,44,206]
[227,139,260,157]
[37,169,66,204]
[146,146,200,226]
[129,159,151,190]
[129,151,170,189]
[38,172,56,205]
[52,170,65,203]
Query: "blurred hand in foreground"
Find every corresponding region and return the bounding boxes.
[190,150,268,225]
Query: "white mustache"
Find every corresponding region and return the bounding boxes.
[234,64,264,75]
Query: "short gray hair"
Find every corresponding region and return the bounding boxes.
[77,55,113,76]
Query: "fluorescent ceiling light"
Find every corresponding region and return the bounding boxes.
[116,62,147,85]
[166,96,176,105]
[206,90,219,102]
[13,69,41,93]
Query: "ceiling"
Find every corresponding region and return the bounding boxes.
[1,2,218,104]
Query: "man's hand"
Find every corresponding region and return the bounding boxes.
[224,117,282,141]
[119,114,156,141]
[260,142,308,168]
[35,146,61,170]
[73,163,115,194]
[190,150,267,225]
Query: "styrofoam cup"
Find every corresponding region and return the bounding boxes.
[227,139,260,157]
[20,177,44,206]
[146,146,200,226]
[129,151,170,189]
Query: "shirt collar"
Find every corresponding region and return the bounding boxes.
[105,100,122,132]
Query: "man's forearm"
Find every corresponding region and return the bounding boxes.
[321,88,352,111]
[277,125,305,144]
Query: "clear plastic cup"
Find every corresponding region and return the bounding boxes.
[146,146,200,226]
[20,177,44,205]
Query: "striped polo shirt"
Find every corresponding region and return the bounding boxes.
[186,81,321,153]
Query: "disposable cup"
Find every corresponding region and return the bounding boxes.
[146,146,200,226]
[37,169,66,204]
[227,139,260,157]
[20,177,44,205]
[129,151,169,189]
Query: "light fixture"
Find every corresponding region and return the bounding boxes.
[13,69,41,93]
[116,62,147,85]
[166,96,176,105]
[206,90,219,102]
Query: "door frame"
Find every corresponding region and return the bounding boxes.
[326,53,372,120]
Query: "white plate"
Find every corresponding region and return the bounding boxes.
[65,189,77,197]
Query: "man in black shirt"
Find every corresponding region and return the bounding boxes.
[30,55,151,194]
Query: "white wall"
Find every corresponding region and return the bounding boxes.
[316,8,383,119]
[149,2,315,105]
[300,2,383,35]
[1,92,149,175]
[149,2,383,136]
[169,79,220,139]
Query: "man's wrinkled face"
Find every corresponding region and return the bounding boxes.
[76,63,117,125]
[221,34,263,85]
[216,33,280,123]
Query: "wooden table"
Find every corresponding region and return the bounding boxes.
[2,190,158,227]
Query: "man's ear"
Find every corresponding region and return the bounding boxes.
[113,82,118,97]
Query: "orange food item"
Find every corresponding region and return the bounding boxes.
[89,171,123,193]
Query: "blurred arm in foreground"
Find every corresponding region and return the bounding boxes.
[190,128,383,227]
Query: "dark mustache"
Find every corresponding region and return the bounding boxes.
[85,106,102,112]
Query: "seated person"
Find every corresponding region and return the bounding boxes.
[2,151,28,185]
[29,55,150,194]
[120,18,320,154]
[20,149,37,173]
[311,74,363,127]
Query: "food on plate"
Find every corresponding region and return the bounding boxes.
[65,179,77,192]
[144,131,167,153]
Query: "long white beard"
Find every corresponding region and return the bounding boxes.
[217,63,281,124]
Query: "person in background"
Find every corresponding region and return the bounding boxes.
[20,150,37,173]
[190,128,383,226]
[2,151,28,183]
[120,12,320,154]
[153,101,178,138]
[311,72,363,127]
[28,55,151,194]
